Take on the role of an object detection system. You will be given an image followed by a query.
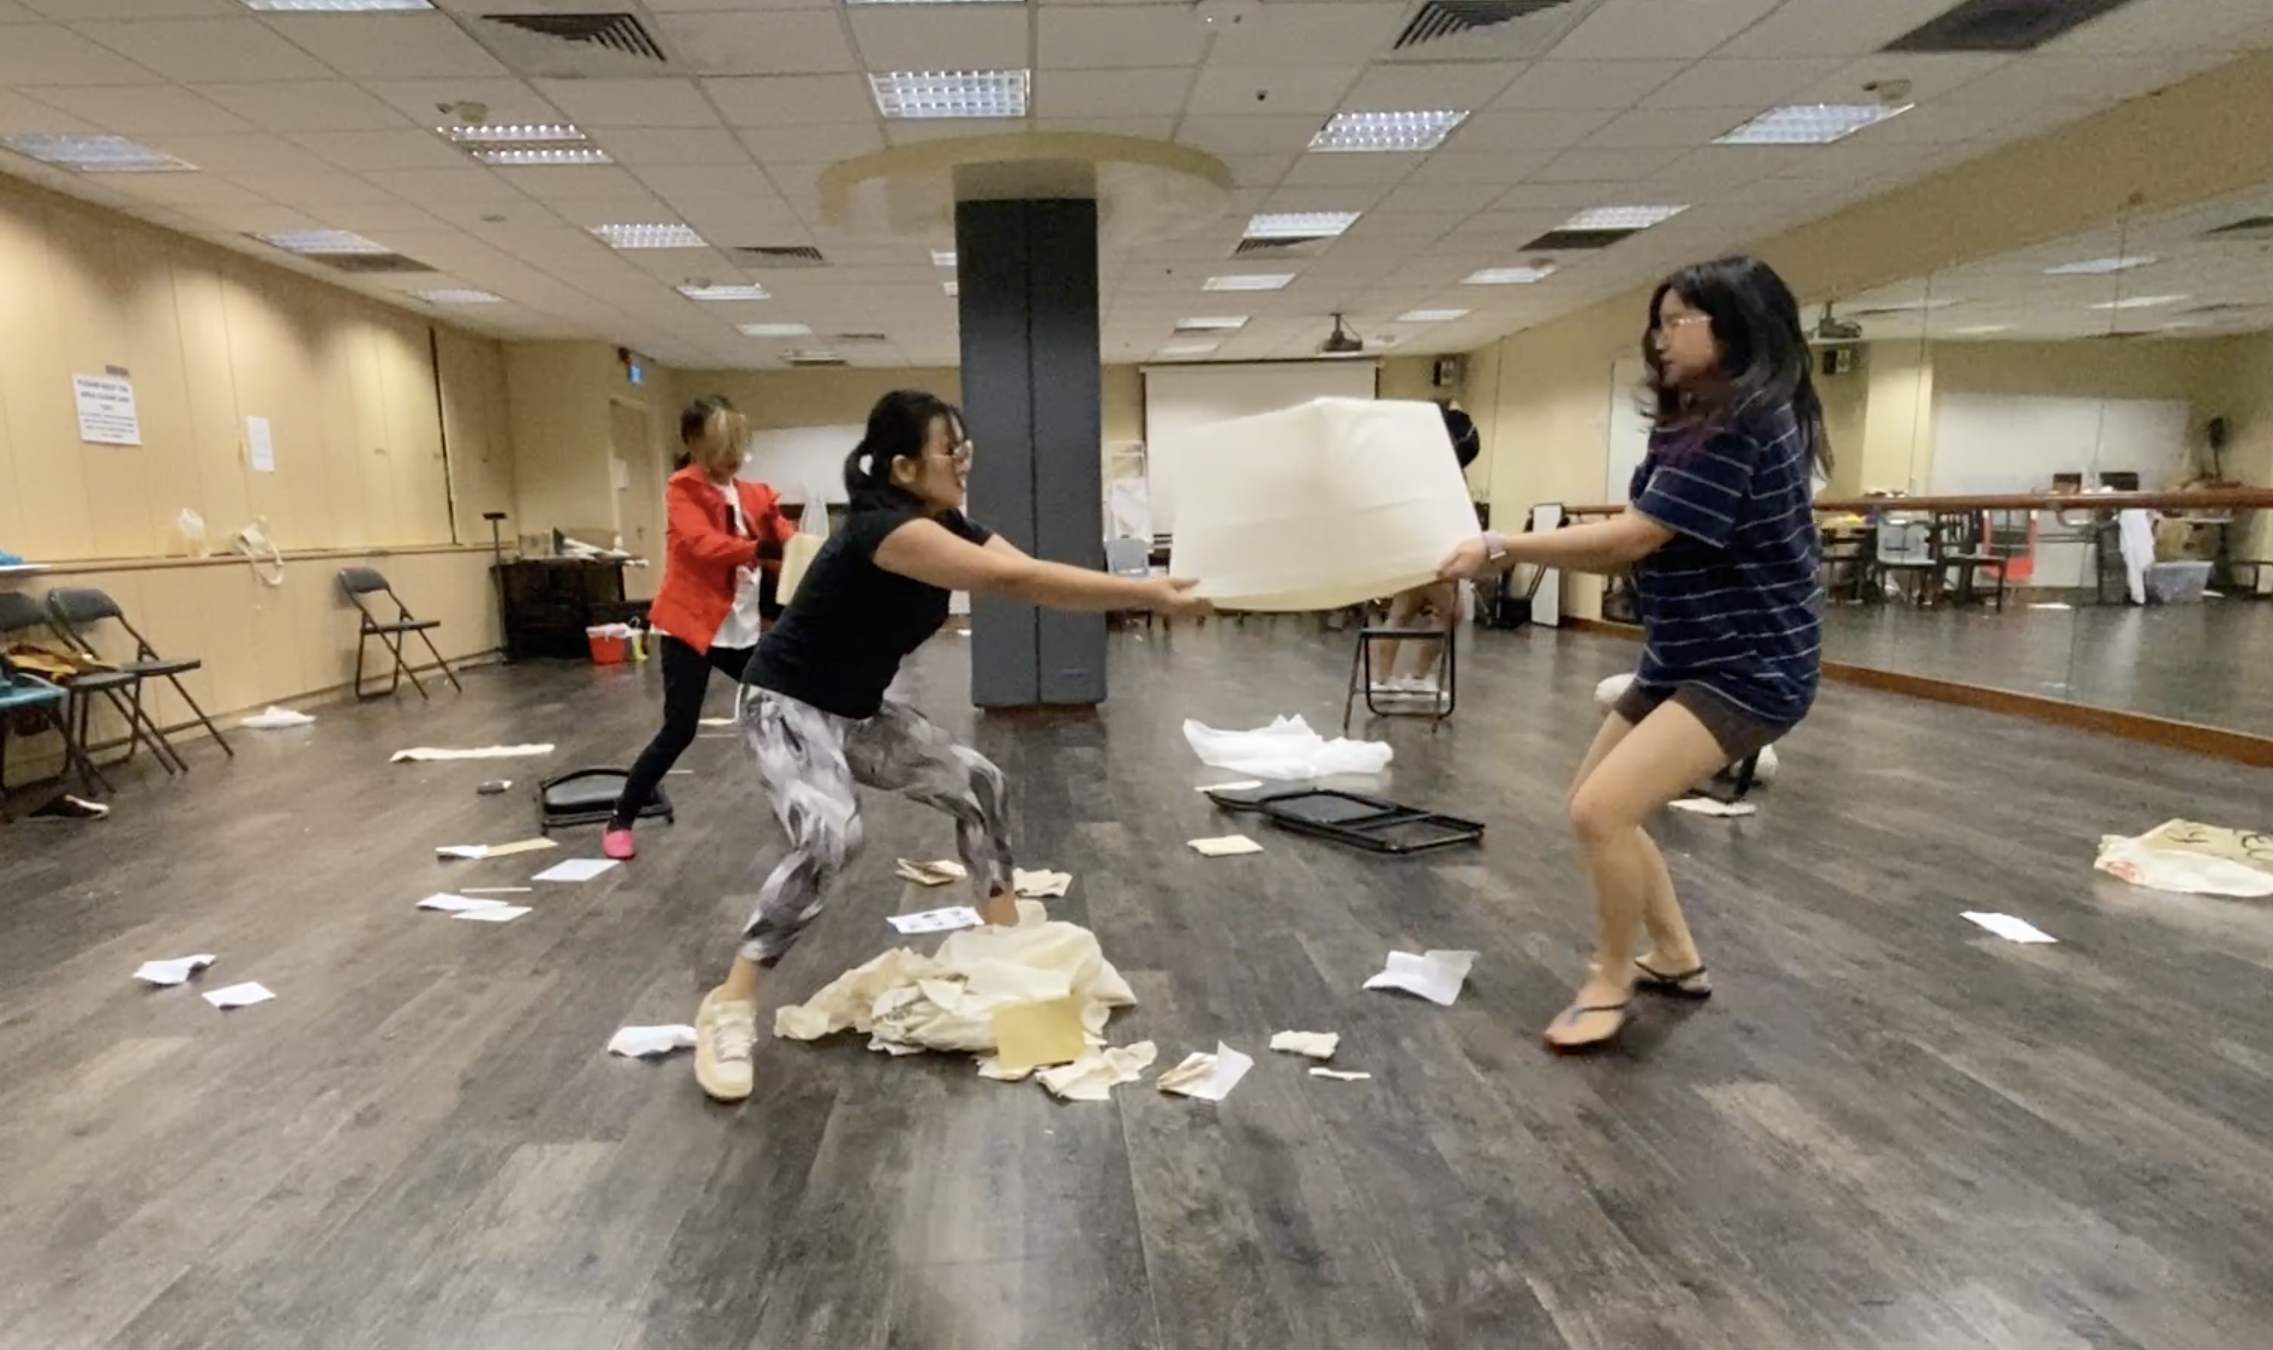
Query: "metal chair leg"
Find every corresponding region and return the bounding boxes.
[415,628,463,693]
[386,632,428,700]
[168,674,235,757]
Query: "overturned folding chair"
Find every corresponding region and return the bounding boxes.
[45,587,233,761]
[339,567,463,701]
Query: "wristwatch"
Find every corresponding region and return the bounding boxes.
[1482,531,1508,564]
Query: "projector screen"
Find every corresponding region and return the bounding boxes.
[1143,361,1379,533]
[739,424,862,504]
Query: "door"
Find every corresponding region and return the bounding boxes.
[610,400,662,601]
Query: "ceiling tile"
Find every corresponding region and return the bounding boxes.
[288,128,465,172]
[18,0,234,15]
[590,126,750,168]
[19,82,250,135]
[707,74,876,128]
[1490,58,1687,111]
[1186,65,1357,118]
[196,81,412,133]
[1789,53,2010,106]
[1528,145,1684,183]
[362,77,562,127]
[76,17,333,82]
[1638,57,1848,110]
[536,78,719,129]
[226,172,405,208]
[1582,106,1734,149]
[1400,148,1555,185]
[1211,152,1296,188]
[1278,150,1424,186]
[1174,115,1322,156]
[1038,6,1209,71]
[657,9,860,76]
[361,166,529,206]
[264,13,508,80]
[850,7,1030,71]
[1338,61,1520,113]
[0,24,159,84]
[1550,0,1782,60]
[1034,67,1190,120]
[1264,182,1394,214]
[1204,3,1405,67]
[500,165,655,202]
[0,88,100,136]
[1445,107,1616,151]
[886,118,1025,146]
[139,132,336,176]
[735,118,883,162]
[1032,115,1179,139]
[1718,0,1970,59]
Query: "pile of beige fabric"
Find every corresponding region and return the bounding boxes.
[774,900,1156,1100]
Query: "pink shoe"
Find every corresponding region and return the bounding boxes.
[602,827,637,860]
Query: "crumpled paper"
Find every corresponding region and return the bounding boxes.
[776,901,1143,1095]
[1183,715,1391,781]
[2094,819,2273,898]
[134,954,215,986]
[1156,1042,1254,1101]
[1036,1042,1159,1101]
[1013,867,1072,899]
[240,706,314,729]
[1269,1030,1339,1060]
[1669,797,1756,818]
[895,858,967,887]
[607,1025,698,1058]
[390,744,554,763]
[1363,949,1476,1006]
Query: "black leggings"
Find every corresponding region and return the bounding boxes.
[612,634,756,827]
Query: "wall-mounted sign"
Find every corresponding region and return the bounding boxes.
[72,373,141,446]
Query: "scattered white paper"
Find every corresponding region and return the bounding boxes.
[1183,715,1392,780]
[1198,780,1265,793]
[418,892,499,913]
[453,905,531,923]
[240,705,313,729]
[698,717,737,727]
[533,858,619,883]
[203,981,274,1009]
[391,744,555,763]
[1363,949,1477,1007]
[1269,1030,1339,1060]
[607,1025,698,1058]
[436,845,490,861]
[1036,1041,1158,1102]
[1309,1068,1371,1082]
[1669,797,1757,818]
[134,954,215,986]
[1961,912,2058,944]
[1156,1042,1255,1102]
[1189,834,1263,857]
[888,906,984,935]
[246,415,274,473]
[895,858,967,887]
[1013,868,1072,899]
[2028,602,2073,611]
[462,886,532,895]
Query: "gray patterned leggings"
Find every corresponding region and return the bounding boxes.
[736,687,1014,966]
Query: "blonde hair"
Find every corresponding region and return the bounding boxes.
[684,403,750,478]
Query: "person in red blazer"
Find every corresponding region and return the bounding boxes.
[607,396,793,859]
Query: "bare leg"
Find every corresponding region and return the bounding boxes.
[1551,700,1731,1050]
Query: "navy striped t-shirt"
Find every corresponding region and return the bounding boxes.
[1626,402,1822,726]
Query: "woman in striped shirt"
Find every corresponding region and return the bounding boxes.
[1440,255,1827,1053]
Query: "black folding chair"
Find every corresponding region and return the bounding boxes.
[340,567,463,701]
[45,587,233,760]
[0,590,182,775]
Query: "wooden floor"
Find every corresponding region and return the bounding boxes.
[6,622,2273,1350]
[1822,597,2273,735]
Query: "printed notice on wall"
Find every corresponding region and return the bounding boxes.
[247,416,275,473]
[73,374,141,446]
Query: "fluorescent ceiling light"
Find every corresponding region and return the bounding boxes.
[871,71,1029,120]
[442,123,586,145]
[1948,324,2014,336]
[943,280,959,297]
[1175,316,1248,331]
[739,322,813,337]
[1244,211,1360,240]
[1715,103,1910,146]
[2045,255,2159,276]
[846,0,1020,5]
[1560,205,1686,231]
[1464,265,1557,285]
[2090,294,2189,311]
[474,146,611,166]
[440,123,609,166]
[4,133,195,173]
[260,229,388,255]
[1398,308,1470,322]
[592,223,705,250]
[678,283,770,301]
[1309,110,1469,153]
[1205,273,1294,291]
[239,0,432,10]
[414,288,502,304]
[933,250,957,267]
[1156,342,1218,358]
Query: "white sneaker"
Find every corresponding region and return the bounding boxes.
[695,989,758,1102]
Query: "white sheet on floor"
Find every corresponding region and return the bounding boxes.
[532,858,618,883]
[1036,1041,1158,1102]
[1961,912,2058,944]
[1155,1042,1255,1101]
[134,954,215,986]
[1269,1030,1339,1060]
[1013,867,1072,899]
[1188,834,1264,857]
[2094,819,2273,898]
[607,1025,698,1058]
[1309,1068,1371,1082]
[1669,798,1757,818]
[1167,398,1481,611]
[1183,714,1392,780]
[203,981,274,1009]
[240,706,314,729]
[390,744,555,763]
[776,901,1141,1088]
[1362,949,1476,1006]
[887,906,984,935]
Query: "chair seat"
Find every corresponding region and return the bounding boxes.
[121,657,200,678]
[0,676,66,711]
[364,618,441,634]
[1358,626,1448,640]
[61,669,141,692]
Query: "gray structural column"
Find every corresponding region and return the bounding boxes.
[955,197,1106,708]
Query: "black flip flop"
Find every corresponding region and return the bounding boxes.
[1633,960,1713,1000]
[1544,1001,1630,1054]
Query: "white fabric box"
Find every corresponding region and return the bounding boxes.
[1167,397,1480,611]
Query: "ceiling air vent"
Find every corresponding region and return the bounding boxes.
[316,253,435,274]
[1883,0,2144,54]
[730,245,828,267]
[2202,215,2273,243]
[1233,236,1329,258]
[1394,0,1569,51]
[785,350,847,368]
[1519,227,1634,251]
[831,332,889,344]
[483,12,666,62]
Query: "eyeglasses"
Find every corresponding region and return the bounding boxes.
[934,440,973,465]
[1658,312,1711,330]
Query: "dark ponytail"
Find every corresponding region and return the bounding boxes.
[844,389,963,508]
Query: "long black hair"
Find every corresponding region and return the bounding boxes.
[1644,256,1831,477]
[843,389,964,509]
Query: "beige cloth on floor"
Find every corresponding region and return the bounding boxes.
[2094,819,2273,898]
[775,901,1145,1087]
[1167,398,1481,612]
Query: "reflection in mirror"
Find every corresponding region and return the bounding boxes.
[1806,186,2273,740]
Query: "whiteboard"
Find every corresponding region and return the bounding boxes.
[739,424,861,504]
[1142,361,1379,533]
[1605,359,1650,502]
[1929,393,2191,497]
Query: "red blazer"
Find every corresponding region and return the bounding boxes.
[646,465,793,653]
